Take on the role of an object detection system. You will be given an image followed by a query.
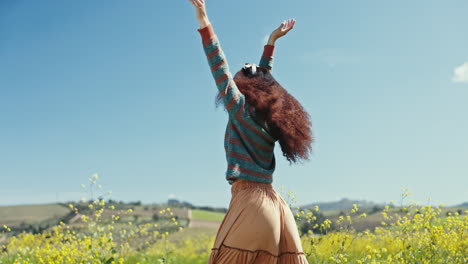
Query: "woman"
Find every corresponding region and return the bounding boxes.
[188,0,313,263]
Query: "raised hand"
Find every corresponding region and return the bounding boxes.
[268,18,296,45]
[188,0,210,28]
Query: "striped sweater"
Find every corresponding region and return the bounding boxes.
[198,24,277,185]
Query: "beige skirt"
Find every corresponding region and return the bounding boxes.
[208,178,309,264]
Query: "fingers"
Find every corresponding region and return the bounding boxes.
[284,18,296,32]
[286,18,294,28]
[290,18,296,28]
[195,0,205,7]
[188,0,204,8]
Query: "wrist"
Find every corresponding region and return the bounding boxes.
[198,16,210,28]
[267,35,276,46]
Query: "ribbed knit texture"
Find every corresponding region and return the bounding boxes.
[198,24,277,185]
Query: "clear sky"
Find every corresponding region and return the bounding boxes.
[1,0,467,208]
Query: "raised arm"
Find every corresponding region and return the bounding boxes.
[189,0,250,120]
[259,19,296,71]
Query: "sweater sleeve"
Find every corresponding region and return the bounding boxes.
[259,45,275,70]
[197,24,249,120]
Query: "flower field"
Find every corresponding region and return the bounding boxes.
[1,175,466,264]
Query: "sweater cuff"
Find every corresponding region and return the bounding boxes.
[198,24,215,42]
[263,44,275,57]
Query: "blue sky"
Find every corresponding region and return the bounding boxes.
[1,0,467,208]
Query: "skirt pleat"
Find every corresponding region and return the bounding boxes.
[208,178,309,264]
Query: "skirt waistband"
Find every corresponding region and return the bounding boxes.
[231,178,274,195]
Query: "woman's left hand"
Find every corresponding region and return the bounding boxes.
[268,18,296,45]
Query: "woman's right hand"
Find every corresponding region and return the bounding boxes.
[188,0,210,28]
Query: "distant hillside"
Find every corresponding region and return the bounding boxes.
[454,202,468,207]
[299,198,387,212]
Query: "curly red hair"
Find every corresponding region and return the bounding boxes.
[216,66,313,164]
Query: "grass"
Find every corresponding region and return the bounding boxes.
[191,209,225,221]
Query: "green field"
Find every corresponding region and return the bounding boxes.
[191,209,225,221]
